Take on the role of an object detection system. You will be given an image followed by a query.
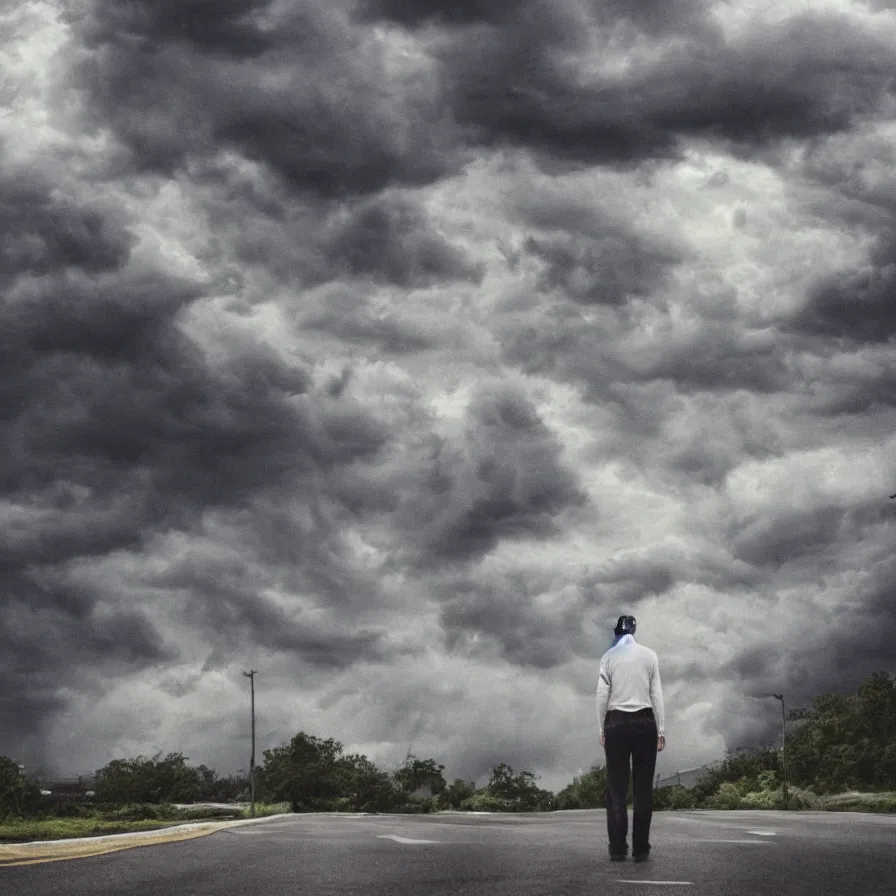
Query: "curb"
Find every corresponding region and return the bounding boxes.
[0,813,294,867]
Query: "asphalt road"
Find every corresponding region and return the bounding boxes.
[3,809,896,895]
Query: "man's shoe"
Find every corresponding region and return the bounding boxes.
[610,853,627,861]
[632,852,650,863]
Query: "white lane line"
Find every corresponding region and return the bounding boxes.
[693,839,774,844]
[745,830,777,837]
[617,882,693,886]
[376,835,441,844]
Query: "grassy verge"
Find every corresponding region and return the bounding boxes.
[815,791,896,813]
[0,802,292,843]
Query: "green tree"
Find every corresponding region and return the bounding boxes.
[392,754,447,796]
[486,763,553,811]
[256,732,351,811]
[341,753,398,812]
[555,766,607,809]
[94,752,200,804]
[0,757,41,820]
[435,778,476,809]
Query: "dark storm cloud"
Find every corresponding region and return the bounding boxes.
[438,574,588,669]
[790,229,896,344]
[149,555,400,671]
[398,388,588,565]
[70,0,457,198]
[0,145,402,763]
[0,174,135,280]
[360,0,710,35]
[357,0,513,27]
[502,180,686,304]
[0,569,175,763]
[502,308,790,406]
[719,553,896,749]
[82,0,278,58]
[440,11,896,170]
[299,287,438,354]
[321,194,485,287]
[524,232,680,305]
[727,503,850,568]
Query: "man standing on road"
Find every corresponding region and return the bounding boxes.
[595,615,665,863]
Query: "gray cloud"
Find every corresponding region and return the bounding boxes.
[790,229,896,344]
[321,194,485,287]
[70,0,458,198]
[439,11,896,170]
[3,0,896,789]
[393,388,588,566]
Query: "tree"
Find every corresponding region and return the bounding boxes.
[486,763,553,811]
[256,732,351,811]
[436,778,476,809]
[0,757,41,820]
[392,755,447,796]
[94,752,201,804]
[341,753,398,812]
[555,766,607,810]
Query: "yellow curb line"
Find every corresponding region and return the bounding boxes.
[0,814,293,868]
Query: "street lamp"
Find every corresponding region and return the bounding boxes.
[770,694,789,810]
[749,693,788,810]
[242,670,257,819]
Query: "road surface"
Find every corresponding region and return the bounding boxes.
[3,809,895,895]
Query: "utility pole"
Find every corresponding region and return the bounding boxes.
[771,694,789,810]
[746,693,789,809]
[242,670,257,818]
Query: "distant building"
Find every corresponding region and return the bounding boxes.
[656,766,710,789]
[38,776,95,803]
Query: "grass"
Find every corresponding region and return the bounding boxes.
[0,802,292,843]
[815,791,896,813]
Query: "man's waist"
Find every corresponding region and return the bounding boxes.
[605,707,655,722]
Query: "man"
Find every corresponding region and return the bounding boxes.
[595,615,665,863]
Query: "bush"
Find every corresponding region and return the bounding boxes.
[653,786,696,810]
[786,787,819,810]
[49,803,98,819]
[707,782,742,810]
[739,789,784,809]
[103,803,179,822]
[460,792,511,812]
[816,791,896,812]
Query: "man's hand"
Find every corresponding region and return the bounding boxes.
[600,733,605,747]
[657,735,666,752]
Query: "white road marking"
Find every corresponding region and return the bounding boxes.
[745,830,777,836]
[694,839,774,844]
[376,835,441,844]
[617,882,693,886]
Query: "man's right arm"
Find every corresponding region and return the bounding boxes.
[649,655,665,739]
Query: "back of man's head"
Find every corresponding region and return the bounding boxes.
[613,615,637,637]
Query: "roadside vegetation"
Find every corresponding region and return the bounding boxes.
[2,671,893,842]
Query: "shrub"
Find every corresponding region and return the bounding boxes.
[739,789,783,809]
[103,803,179,821]
[49,803,98,819]
[653,786,696,810]
[783,787,817,810]
[460,792,511,812]
[707,782,742,810]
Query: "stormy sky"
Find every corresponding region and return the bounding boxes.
[2,0,895,792]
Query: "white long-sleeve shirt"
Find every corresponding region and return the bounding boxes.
[595,635,665,737]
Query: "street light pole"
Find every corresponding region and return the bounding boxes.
[242,670,257,819]
[771,694,788,810]
[747,693,789,810]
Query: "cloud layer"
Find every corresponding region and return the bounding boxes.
[1,0,895,790]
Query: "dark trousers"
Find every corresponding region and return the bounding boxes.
[603,708,658,856]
